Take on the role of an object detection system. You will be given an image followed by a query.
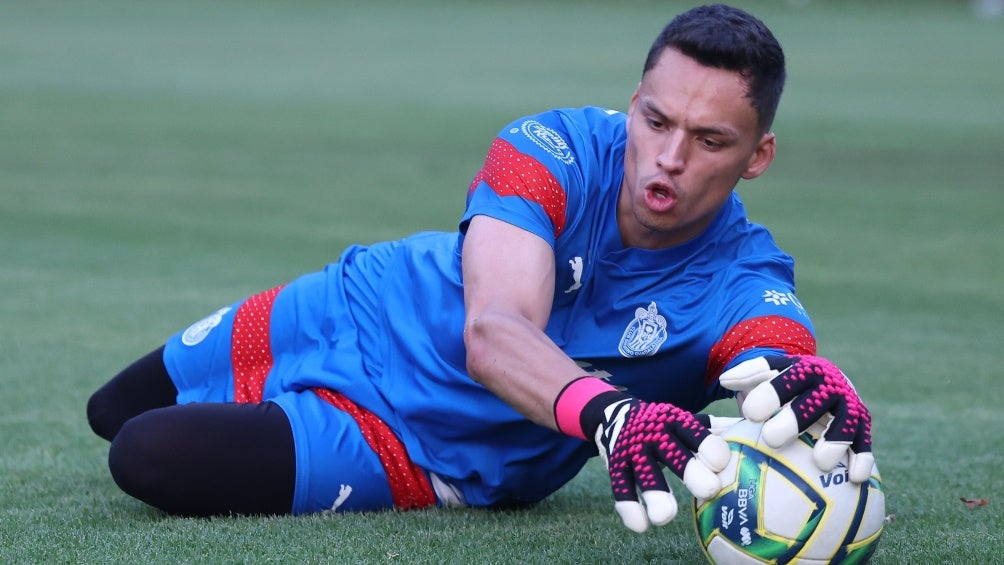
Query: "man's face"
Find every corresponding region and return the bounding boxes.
[619,48,776,249]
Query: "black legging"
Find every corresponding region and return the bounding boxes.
[86,346,296,516]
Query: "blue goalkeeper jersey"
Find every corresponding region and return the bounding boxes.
[216,106,816,508]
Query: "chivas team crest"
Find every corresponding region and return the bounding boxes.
[618,302,668,357]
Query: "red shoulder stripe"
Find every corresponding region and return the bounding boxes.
[468,138,567,236]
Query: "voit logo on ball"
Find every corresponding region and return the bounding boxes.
[820,462,852,489]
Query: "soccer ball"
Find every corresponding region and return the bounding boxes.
[692,418,885,564]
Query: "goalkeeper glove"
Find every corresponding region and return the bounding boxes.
[719,354,874,483]
[554,377,730,533]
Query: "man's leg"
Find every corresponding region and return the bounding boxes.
[87,345,178,441]
[108,400,295,517]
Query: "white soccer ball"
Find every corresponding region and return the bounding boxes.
[692,418,885,564]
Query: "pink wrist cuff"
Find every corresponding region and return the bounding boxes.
[554,377,618,439]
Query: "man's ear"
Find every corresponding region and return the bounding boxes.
[624,86,641,132]
[741,132,776,180]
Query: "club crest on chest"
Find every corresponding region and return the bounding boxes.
[618,302,668,358]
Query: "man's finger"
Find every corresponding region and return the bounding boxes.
[696,433,731,473]
[848,451,876,483]
[760,404,799,448]
[682,457,724,500]
[641,489,678,526]
[740,381,783,423]
[812,438,851,472]
[718,357,778,391]
[614,500,650,533]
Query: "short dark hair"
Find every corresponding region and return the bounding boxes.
[644,4,786,134]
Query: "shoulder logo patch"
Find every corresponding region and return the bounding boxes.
[181,306,232,346]
[762,289,807,316]
[519,120,575,165]
[618,302,668,358]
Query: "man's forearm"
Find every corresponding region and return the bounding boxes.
[464,308,583,429]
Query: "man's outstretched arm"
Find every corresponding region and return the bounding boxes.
[461,214,728,533]
[461,214,579,427]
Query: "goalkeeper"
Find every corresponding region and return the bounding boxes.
[87,4,873,533]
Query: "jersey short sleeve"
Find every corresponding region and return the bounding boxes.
[460,107,625,247]
[703,242,817,389]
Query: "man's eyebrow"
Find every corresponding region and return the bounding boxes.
[642,99,739,139]
[642,100,670,122]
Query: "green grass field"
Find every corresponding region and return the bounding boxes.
[2,0,1002,562]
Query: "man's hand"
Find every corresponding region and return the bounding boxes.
[593,398,730,533]
[554,378,730,533]
[719,354,874,482]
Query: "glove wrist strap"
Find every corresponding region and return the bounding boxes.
[553,377,627,439]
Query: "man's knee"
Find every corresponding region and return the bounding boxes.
[86,386,118,442]
[107,411,167,505]
[86,346,177,442]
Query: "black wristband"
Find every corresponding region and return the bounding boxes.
[578,390,633,439]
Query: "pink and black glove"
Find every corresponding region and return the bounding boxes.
[719,354,874,482]
[555,377,730,533]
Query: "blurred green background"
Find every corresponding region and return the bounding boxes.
[2,1,1001,562]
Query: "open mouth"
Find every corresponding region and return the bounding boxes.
[645,183,678,212]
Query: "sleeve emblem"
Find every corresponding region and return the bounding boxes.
[519,120,575,165]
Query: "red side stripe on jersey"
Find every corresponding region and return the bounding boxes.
[231,285,285,404]
[312,388,437,511]
[468,137,568,237]
[706,315,816,386]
